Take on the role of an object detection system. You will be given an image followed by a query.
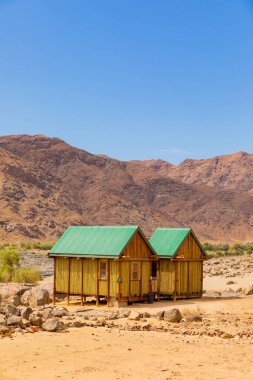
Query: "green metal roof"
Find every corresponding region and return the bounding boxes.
[49,226,140,257]
[149,228,191,257]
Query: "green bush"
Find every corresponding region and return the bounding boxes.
[0,248,20,282]
[12,268,42,284]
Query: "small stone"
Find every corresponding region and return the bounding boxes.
[7,315,22,326]
[29,314,43,326]
[19,306,33,320]
[128,311,142,321]
[42,318,59,332]
[163,309,182,323]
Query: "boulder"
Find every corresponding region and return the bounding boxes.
[19,306,33,320]
[40,283,53,298]
[244,285,253,295]
[5,304,19,316]
[50,307,69,318]
[29,313,43,326]
[29,287,51,307]
[155,310,165,320]
[163,308,182,323]
[0,314,6,325]
[42,318,59,332]
[128,311,142,321]
[6,295,21,307]
[20,290,31,306]
[7,315,22,326]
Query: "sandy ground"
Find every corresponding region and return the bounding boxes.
[0,258,252,380]
[0,297,253,380]
[0,326,252,380]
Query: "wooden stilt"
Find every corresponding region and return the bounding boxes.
[67,258,71,306]
[53,258,56,305]
[96,259,99,307]
[107,260,110,307]
[81,259,84,306]
[173,262,177,301]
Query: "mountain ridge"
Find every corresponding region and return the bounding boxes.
[0,134,252,244]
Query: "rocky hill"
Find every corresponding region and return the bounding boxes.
[0,134,253,243]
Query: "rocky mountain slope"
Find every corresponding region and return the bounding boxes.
[0,134,253,243]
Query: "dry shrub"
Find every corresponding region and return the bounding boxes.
[12,268,42,284]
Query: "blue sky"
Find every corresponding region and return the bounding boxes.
[0,0,253,163]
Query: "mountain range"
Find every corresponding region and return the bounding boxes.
[0,134,253,243]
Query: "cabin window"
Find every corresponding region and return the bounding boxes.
[99,261,107,280]
[131,262,140,280]
[151,262,158,279]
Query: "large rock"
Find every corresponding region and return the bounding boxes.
[50,307,69,318]
[20,290,31,306]
[42,318,59,332]
[29,313,43,326]
[163,308,182,323]
[0,314,6,325]
[40,283,53,298]
[7,315,22,326]
[21,287,51,308]
[6,295,21,307]
[128,311,142,321]
[19,306,33,320]
[4,304,19,317]
[244,285,253,295]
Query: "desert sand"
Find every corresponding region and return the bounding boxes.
[0,256,253,380]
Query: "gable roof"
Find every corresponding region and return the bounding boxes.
[149,228,206,258]
[49,225,155,258]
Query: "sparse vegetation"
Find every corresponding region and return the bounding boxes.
[0,248,20,282]
[0,247,42,283]
[12,268,42,283]
[203,242,253,257]
[20,242,54,250]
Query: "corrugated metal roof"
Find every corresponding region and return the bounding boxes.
[149,228,191,257]
[50,226,139,257]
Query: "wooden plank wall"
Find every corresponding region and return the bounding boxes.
[159,233,204,297]
[159,260,175,294]
[54,231,158,302]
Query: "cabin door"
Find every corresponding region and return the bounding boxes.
[130,261,141,298]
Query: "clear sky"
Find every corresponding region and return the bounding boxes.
[0,0,253,164]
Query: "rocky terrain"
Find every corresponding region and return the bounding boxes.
[0,254,252,379]
[0,134,253,243]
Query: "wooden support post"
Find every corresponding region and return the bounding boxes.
[67,258,71,306]
[173,262,177,302]
[81,259,84,306]
[157,260,160,301]
[53,258,56,305]
[128,261,131,302]
[200,261,203,296]
[107,260,110,307]
[187,261,190,298]
[96,259,99,307]
[117,262,121,304]
[139,261,142,298]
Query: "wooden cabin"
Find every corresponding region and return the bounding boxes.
[49,226,158,306]
[149,228,207,300]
